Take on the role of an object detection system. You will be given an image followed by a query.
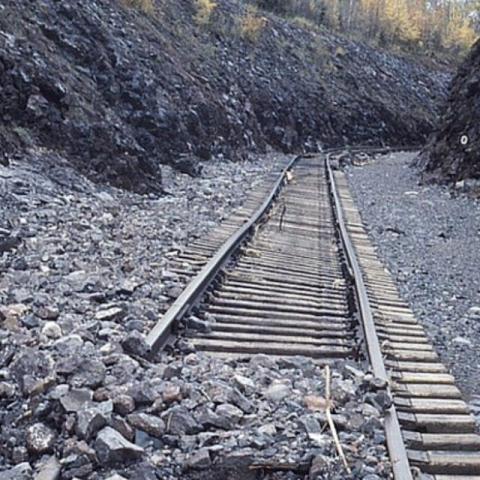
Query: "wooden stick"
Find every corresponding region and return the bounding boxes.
[325,365,352,474]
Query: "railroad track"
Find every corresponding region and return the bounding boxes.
[147,150,480,479]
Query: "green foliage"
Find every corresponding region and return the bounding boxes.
[252,0,478,55]
[239,5,268,41]
[194,0,217,26]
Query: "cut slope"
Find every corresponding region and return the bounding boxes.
[0,0,449,192]
[419,39,480,184]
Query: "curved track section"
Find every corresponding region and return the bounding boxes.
[190,157,354,358]
[147,150,480,479]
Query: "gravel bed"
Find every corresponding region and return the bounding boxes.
[345,152,480,423]
[0,153,391,479]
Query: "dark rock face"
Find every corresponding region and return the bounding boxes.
[0,0,447,193]
[418,39,480,183]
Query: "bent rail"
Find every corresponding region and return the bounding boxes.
[146,155,301,352]
[326,154,413,480]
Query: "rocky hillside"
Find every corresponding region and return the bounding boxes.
[418,39,480,185]
[0,0,449,192]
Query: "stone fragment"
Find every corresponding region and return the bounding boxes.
[127,413,165,438]
[186,316,211,333]
[95,427,144,465]
[76,401,112,440]
[26,423,56,454]
[233,375,255,392]
[37,306,59,321]
[309,454,331,479]
[11,446,28,464]
[34,456,61,480]
[113,394,135,415]
[186,448,211,470]
[0,463,32,480]
[41,322,62,339]
[162,385,182,404]
[110,415,135,442]
[95,307,125,322]
[60,388,93,412]
[1,304,28,330]
[264,381,291,402]
[216,403,244,427]
[117,279,139,295]
[162,406,200,435]
[453,336,472,346]
[0,381,15,398]
[121,331,148,357]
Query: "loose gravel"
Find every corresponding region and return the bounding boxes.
[0,153,391,479]
[345,151,480,424]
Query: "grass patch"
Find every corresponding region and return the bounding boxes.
[194,0,217,26]
[239,5,267,42]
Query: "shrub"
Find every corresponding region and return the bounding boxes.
[240,6,267,42]
[121,0,155,15]
[194,0,217,26]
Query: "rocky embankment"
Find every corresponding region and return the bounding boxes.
[0,0,449,192]
[0,157,391,479]
[419,39,479,187]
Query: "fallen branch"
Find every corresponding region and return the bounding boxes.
[325,365,352,475]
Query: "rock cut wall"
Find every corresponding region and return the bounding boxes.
[0,0,449,192]
[418,39,480,184]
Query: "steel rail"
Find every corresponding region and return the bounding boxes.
[146,155,301,353]
[146,145,416,353]
[325,154,413,480]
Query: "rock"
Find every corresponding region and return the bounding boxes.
[0,235,21,255]
[41,322,62,339]
[215,403,244,427]
[59,388,93,412]
[95,427,144,465]
[95,307,125,322]
[264,381,291,402]
[0,381,15,398]
[117,279,139,295]
[453,336,472,347]
[104,476,128,480]
[1,304,28,330]
[113,394,136,415]
[186,448,211,470]
[76,401,112,440]
[110,415,135,442]
[174,157,203,177]
[11,446,29,464]
[185,316,211,333]
[69,357,106,388]
[121,331,149,357]
[309,454,331,479]
[162,385,182,404]
[37,306,59,321]
[233,375,255,393]
[127,413,165,438]
[26,423,56,454]
[34,456,61,480]
[299,414,323,438]
[162,406,200,435]
[0,463,32,480]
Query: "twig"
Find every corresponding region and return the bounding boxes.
[325,365,352,475]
